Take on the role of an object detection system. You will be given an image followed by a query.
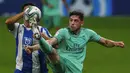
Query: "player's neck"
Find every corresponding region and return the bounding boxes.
[73,29,80,35]
[68,27,81,35]
[24,24,30,28]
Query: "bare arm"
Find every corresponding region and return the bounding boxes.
[41,33,50,40]
[5,12,24,31]
[25,44,40,50]
[25,44,40,54]
[99,37,124,48]
[48,38,58,46]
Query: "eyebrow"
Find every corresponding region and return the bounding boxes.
[70,18,79,20]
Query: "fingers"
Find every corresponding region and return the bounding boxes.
[119,42,125,48]
[115,41,125,48]
[25,46,33,54]
[25,48,32,54]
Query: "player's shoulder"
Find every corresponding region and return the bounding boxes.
[57,28,68,32]
[18,23,24,29]
[82,28,95,32]
[37,25,43,30]
[59,27,68,30]
[38,25,52,37]
[14,23,22,27]
[38,25,49,32]
[81,28,97,35]
[54,28,68,37]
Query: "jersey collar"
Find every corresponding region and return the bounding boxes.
[67,27,81,35]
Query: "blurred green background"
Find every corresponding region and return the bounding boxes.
[0,17,130,73]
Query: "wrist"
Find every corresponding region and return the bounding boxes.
[113,42,118,47]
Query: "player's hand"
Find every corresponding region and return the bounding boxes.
[114,41,125,48]
[25,46,33,54]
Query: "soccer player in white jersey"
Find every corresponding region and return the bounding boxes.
[5,3,51,73]
[28,10,125,73]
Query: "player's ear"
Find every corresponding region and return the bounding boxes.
[81,21,84,26]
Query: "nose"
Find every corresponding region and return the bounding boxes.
[71,23,74,26]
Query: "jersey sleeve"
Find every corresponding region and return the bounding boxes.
[39,26,52,38]
[9,23,20,38]
[54,29,65,43]
[88,29,101,42]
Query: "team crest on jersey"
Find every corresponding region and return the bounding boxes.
[24,37,32,45]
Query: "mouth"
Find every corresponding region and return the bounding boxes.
[70,25,74,28]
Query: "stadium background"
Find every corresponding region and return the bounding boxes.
[0,0,130,73]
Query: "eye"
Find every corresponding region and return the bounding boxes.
[74,19,78,22]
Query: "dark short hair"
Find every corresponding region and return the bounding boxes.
[69,10,84,21]
[21,3,35,11]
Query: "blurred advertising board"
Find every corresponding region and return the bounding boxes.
[0,0,130,17]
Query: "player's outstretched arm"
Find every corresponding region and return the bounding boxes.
[99,37,125,48]
[41,33,51,40]
[25,44,40,54]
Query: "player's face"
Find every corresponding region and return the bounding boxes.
[23,6,29,11]
[24,20,30,27]
[69,15,83,31]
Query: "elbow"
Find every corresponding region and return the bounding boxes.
[5,19,15,31]
[5,18,13,25]
[5,19,10,25]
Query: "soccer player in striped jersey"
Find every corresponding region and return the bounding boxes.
[5,3,51,73]
[29,10,125,73]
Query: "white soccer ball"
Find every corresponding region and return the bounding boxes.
[24,6,41,22]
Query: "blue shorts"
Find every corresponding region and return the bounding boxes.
[14,69,32,73]
[14,69,23,73]
[14,69,48,73]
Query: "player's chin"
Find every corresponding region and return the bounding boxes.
[70,27,76,31]
[25,23,31,28]
[28,24,32,27]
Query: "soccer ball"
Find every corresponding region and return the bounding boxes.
[24,6,41,22]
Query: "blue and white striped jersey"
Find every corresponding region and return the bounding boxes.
[9,23,51,73]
